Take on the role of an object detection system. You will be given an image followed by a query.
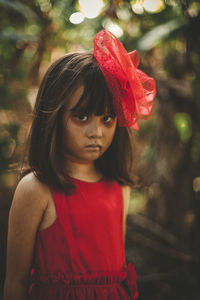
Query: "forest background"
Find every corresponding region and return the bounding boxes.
[0,0,200,299]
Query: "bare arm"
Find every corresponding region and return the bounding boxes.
[3,173,48,300]
[122,185,131,244]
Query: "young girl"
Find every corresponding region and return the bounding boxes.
[4,30,156,300]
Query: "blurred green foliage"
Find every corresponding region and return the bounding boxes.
[173,112,192,142]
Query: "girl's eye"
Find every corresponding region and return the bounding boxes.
[76,115,88,122]
[103,115,114,123]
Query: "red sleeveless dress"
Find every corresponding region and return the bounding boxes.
[29,177,138,299]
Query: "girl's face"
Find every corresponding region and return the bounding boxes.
[62,86,117,165]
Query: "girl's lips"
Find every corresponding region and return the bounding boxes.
[85,144,102,151]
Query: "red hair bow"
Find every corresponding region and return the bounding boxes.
[93,30,156,130]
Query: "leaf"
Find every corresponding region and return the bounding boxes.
[137,18,187,51]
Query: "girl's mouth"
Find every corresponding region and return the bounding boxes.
[85,144,102,151]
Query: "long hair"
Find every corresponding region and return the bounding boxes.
[23,52,137,192]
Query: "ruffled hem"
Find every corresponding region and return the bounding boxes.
[29,263,138,300]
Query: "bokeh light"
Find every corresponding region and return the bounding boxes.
[132,2,144,14]
[173,112,192,142]
[116,7,132,21]
[69,12,85,24]
[102,19,123,38]
[131,0,164,14]
[79,0,104,19]
[143,0,164,13]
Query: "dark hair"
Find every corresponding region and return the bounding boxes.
[23,52,137,192]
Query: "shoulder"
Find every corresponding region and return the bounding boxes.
[5,173,52,286]
[12,172,50,214]
[15,172,50,200]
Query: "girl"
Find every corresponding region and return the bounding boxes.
[4,30,156,300]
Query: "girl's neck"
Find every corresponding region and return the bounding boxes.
[66,160,102,182]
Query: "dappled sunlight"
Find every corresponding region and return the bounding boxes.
[102,19,124,37]
[143,0,165,13]
[79,0,104,19]
[132,0,165,14]
[69,12,85,24]
[173,112,192,142]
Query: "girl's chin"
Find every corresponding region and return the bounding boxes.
[65,154,102,165]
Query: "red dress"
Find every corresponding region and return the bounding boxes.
[29,177,138,299]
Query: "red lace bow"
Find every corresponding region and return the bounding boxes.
[93,30,156,130]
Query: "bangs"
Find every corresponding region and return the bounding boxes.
[71,63,115,116]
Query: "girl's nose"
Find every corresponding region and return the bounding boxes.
[87,118,103,139]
